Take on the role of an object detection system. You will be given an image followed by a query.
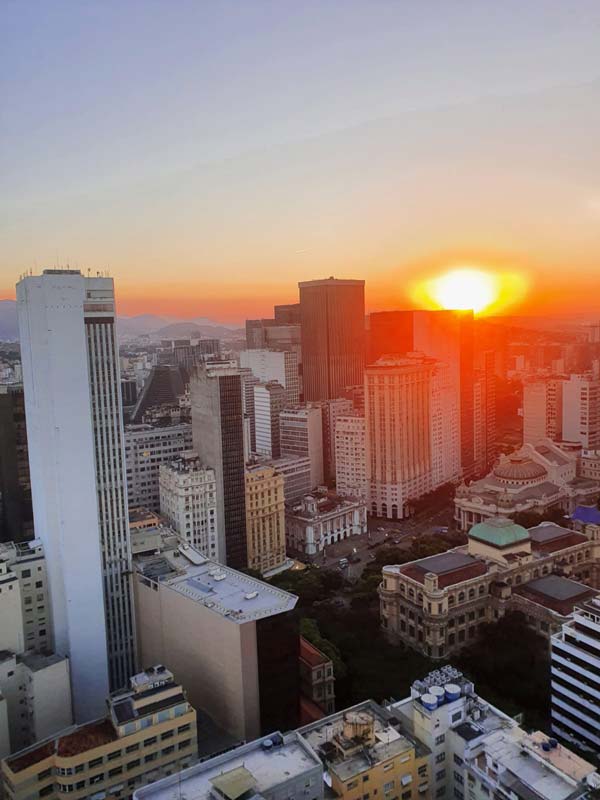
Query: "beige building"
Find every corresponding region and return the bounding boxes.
[381,517,600,660]
[299,637,335,719]
[159,451,218,558]
[286,490,367,559]
[522,377,564,444]
[563,373,600,449]
[334,414,367,500]
[132,530,300,741]
[1,666,197,800]
[0,540,51,655]
[245,465,287,576]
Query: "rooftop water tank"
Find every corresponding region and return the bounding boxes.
[444,683,461,702]
[542,741,551,752]
[421,693,438,711]
[549,738,558,749]
[430,686,445,706]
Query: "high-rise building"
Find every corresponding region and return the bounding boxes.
[280,406,324,488]
[256,455,312,505]
[366,354,460,519]
[0,540,51,655]
[0,386,33,544]
[522,377,564,445]
[240,368,260,455]
[369,309,475,477]
[245,464,287,575]
[190,364,247,568]
[17,270,135,721]
[130,365,187,424]
[159,451,219,558]
[133,530,299,740]
[240,349,299,405]
[298,278,365,402]
[562,374,600,448]
[315,398,354,483]
[274,303,301,324]
[473,350,497,473]
[253,382,286,458]
[124,423,193,513]
[1,666,197,800]
[335,414,367,499]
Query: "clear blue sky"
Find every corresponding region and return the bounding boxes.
[2,1,600,320]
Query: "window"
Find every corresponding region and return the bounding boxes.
[347,781,359,790]
[436,770,446,781]
[451,712,462,723]
[418,765,427,777]
[453,755,463,766]
[454,772,464,785]
[435,753,445,764]
[38,769,52,781]
[89,757,103,768]
[161,730,174,740]
[383,762,394,772]
[90,774,105,785]
[435,734,445,745]
[109,767,123,778]
[126,743,139,754]
[40,786,53,797]
[127,759,140,770]
[363,775,370,783]
[383,781,395,793]
[144,753,157,763]
[179,739,191,750]
[436,788,445,798]
[143,736,157,747]
[21,569,31,578]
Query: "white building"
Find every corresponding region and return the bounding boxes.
[366,354,460,520]
[317,398,354,483]
[17,270,136,720]
[551,595,600,752]
[563,374,600,449]
[285,491,367,558]
[523,377,564,444]
[334,414,367,499]
[254,381,286,458]
[257,455,312,505]
[124,422,193,512]
[280,406,324,488]
[391,666,599,800]
[159,451,219,558]
[240,349,299,405]
[0,540,50,655]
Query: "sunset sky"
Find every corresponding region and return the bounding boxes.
[2,1,600,323]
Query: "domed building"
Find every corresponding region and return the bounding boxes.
[454,439,600,531]
[468,517,531,562]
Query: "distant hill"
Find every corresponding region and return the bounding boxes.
[153,321,244,341]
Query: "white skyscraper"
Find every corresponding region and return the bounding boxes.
[335,414,367,500]
[562,374,600,448]
[253,381,286,457]
[16,270,136,722]
[240,349,299,405]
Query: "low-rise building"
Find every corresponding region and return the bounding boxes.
[380,517,600,659]
[286,491,367,559]
[299,637,335,720]
[390,666,599,800]
[454,439,600,531]
[159,451,219,558]
[128,508,163,532]
[299,700,431,800]
[245,464,288,576]
[133,730,323,800]
[132,530,300,741]
[1,666,197,800]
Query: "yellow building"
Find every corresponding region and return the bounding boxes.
[245,465,287,575]
[1,666,197,800]
[299,701,431,800]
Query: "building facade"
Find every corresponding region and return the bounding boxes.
[286,491,367,558]
[159,452,219,558]
[0,386,33,544]
[1,666,197,800]
[334,414,367,500]
[522,377,564,445]
[240,349,299,405]
[257,456,312,505]
[0,540,50,655]
[299,278,365,402]
[191,364,247,569]
[299,637,335,718]
[253,382,286,458]
[562,373,600,449]
[316,398,354,484]
[245,465,287,576]
[280,406,324,489]
[124,423,193,513]
[17,270,135,719]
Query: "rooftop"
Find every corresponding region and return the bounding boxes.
[300,636,331,668]
[134,539,297,624]
[572,504,600,525]
[133,731,321,800]
[469,517,530,548]
[395,551,487,588]
[514,575,597,615]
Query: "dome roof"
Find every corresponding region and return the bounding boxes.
[493,455,547,482]
[469,516,530,548]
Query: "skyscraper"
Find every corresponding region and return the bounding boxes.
[369,309,475,477]
[16,270,136,722]
[562,374,600,448]
[298,278,365,401]
[522,377,564,445]
[254,381,286,458]
[190,363,247,568]
[0,386,33,544]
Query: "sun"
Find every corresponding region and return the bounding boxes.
[428,268,498,313]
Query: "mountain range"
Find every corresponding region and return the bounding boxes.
[0,301,243,342]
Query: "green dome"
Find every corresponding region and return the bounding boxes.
[469,516,530,548]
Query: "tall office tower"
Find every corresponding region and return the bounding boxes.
[17,270,135,722]
[562,374,600,448]
[473,351,497,474]
[365,354,460,519]
[523,377,564,445]
[274,303,301,324]
[335,414,367,499]
[316,398,354,483]
[0,386,33,543]
[253,382,286,458]
[124,422,193,512]
[298,278,365,401]
[190,364,247,568]
[280,406,324,488]
[240,368,260,455]
[130,365,186,423]
[240,349,299,405]
[159,451,219,558]
[245,464,287,575]
[369,309,475,476]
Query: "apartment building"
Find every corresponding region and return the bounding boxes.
[124,423,193,513]
[253,382,286,458]
[0,540,50,655]
[159,451,218,558]
[522,377,564,445]
[280,406,324,488]
[380,518,600,659]
[1,666,197,800]
[562,374,600,449]
[245,465,287,576]
[334,414,367,500]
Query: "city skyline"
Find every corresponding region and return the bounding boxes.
[2,2,600,321]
